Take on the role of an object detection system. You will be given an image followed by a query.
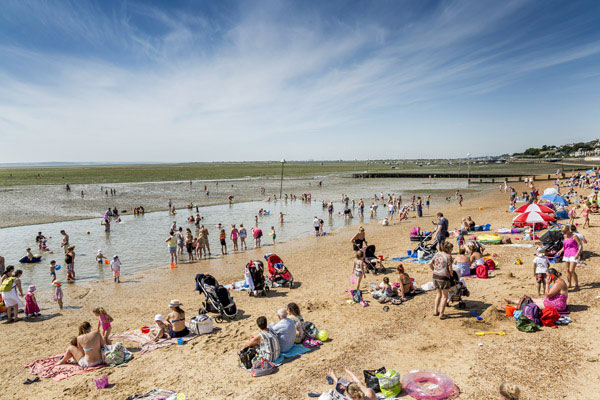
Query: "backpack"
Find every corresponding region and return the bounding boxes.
[0,277,15,292]
[522,303,542,326]
[485,258,496,271]
[517,295,533,311]
[303,321,318,339]
[363,367,386,393]
[475,264,488,279]
[541,306,560,327]
[239,347,257,370]
[352,290,363,303]
[251,359,278,377]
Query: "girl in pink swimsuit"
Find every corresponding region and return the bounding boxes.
[557,225,582,290]
[94,307,113,345]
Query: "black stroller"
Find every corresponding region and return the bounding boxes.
[363,245,385,274]
[539,230,563,260]
[195,274,238,322]
[413,233,436,260]
[246,260,269,297]
[447,271,470,309]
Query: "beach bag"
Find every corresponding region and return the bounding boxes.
[517,295,533,311]
[103,342,131,366]
[364,367,386,393]
[522,303,542,326]
[475,264,488,279]
[302,338,322,348]
[516,315,540,332]
[376,369,402,398]
[239,347,257,370]
[352,290,363,303]
[190,314,213,334]
[485,258,496,271]
[541,306,560,327]
[349,274,358,285]
[251,359,278,377]
[304,321,318,339]
[0,277,15,292]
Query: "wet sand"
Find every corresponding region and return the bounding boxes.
[3,183,600,399]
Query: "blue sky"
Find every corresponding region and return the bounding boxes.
[1,0,599,162]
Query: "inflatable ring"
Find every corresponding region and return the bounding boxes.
[402,370,457,400]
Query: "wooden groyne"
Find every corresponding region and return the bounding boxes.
[351,172,564,183]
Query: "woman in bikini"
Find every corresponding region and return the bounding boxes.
[230,225,239,252]
[351,227,367,251]
[453,247,474,277]
[395,264,413,300]
[466,241,485,271]
[166,299,189,338]
[56,321,104,368]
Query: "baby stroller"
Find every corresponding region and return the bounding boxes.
[413,233,436,260]
[264,253,294,288]
[363,245,385,274]
[539,230,563,260]
[447,271,470,309]
[246,260,269,296]
[195,273,238,322]
[409,226,429,242]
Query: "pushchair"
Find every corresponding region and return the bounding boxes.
[264,253,294,288]
[195,273,238,322]
[413,233,436,260]
[539,230,563,260]
[363,245,385,274]
[246,260,269,297]
[409,226,429,242]
[447,271,470,309]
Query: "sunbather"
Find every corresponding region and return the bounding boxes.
[56,322,105,368]
[395,264,414,300]
[328,368,376,400]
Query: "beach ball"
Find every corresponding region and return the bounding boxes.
[55,265,62,270]
[317,330,328,342]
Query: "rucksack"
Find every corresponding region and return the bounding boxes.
[363,367,386,393]
[517,295,533,311]
[541,306,560,327]
[303,321,318,339]
[352,289,363,303]
[485,258,496,271]
[239,346,257,370]
[522,303,542,326]
[0,277,15,292]
[475,264,488,279]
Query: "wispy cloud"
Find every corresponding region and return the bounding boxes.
[1,0,599,161]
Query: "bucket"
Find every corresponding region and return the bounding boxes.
[140,326,150,334]
[177,338,185,345]
[407,250,412,256]
[505,305,517,317]
[94,374,109,389]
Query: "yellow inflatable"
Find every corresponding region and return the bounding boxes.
[477,234,502,244]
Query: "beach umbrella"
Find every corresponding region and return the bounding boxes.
[512,211,555,224]
[543,187,558,196]
[540,194,568,205]
[514,203,554,214]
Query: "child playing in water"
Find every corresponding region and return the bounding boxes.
[25,285,40,317]
[270,226,276,244]
[219,228,227,255]
[533,248,549,296]
[96,250,106,264]
[49,260,57,283]
[93,307,113,345]
[110,256,121,283]
[239,224,247,250]
[25,248,34,261]
[53,281,63,310]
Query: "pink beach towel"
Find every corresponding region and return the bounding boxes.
[24,355,104,381]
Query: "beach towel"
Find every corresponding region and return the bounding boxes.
[24,355,104,381]
[273,344,314,365]
[391,256,413,262]
[404,258,430,264]
[505,244,535,248]
[125,388,179,400]
[112,325,219,355]
[224,280,249,291]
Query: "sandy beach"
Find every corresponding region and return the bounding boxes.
[3,182,600,400]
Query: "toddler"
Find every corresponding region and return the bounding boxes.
[53,281,63,309]
[110,255,121,283]
[25,285,41,317]
[533,248,549,296]
[93,306,113,345]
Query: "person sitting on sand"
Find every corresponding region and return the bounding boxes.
[453,248,474,277]
[466,216,475,231]
[395,264,413,300]
[243,316,281,363]
[328,368,377,400]
[505,268,568,312]
[371,276,394,303]
[268,308,296,353]
[151,314,171,342]
[56,321,104,368]
[166,300,189,338]
[466,241,485,270]
[286,302,305,344]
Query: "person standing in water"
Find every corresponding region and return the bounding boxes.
[239,224,247,250]
[219,229,227,255]
[65,246,76,280]
[60,230,69,254]
[230,225,239,252]
[165,231,178,265]
[200,225,211,256]
[101,217,110,233]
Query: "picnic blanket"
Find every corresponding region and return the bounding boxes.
[273,344,314,365]
[24,355,104,381]
[112,326,220,355]
[391,256,413,262]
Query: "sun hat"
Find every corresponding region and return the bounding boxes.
[98,249,103,254]
[154,314,164,322]
[169,299,182,307]
[28,285,36,292]
[113,255,118,259]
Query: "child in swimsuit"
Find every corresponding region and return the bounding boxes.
[270,226,276,244]
[219,229,227,255]
[49,260,57,282]
[239,225,247,250]
[93,307,113,345]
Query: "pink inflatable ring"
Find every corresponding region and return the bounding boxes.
[402,370,457,400]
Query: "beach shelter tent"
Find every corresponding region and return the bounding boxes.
[513,211,555,225]
[543,187,559,196]
[540,194,568,205]
[514,203,554,214]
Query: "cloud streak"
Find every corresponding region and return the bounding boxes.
[1,0,600,161]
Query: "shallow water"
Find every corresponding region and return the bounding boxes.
[0,178,477,290]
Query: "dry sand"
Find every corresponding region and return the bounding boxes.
[3,183,600,399]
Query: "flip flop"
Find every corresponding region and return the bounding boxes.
[30,377,40,383]
[326,376,334,385]
[308,392,321,398]
[22,379,32,385]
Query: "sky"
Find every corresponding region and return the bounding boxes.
[1,0,600,162]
